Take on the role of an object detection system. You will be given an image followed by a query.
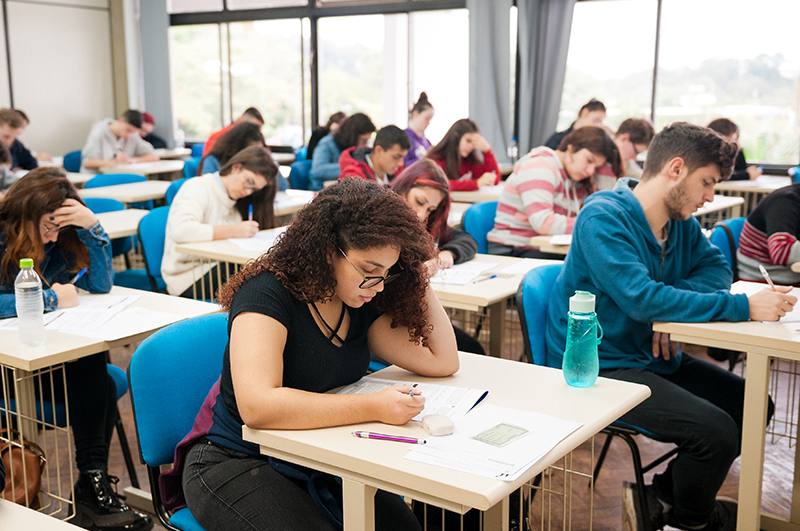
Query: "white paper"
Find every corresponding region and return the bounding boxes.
[405,403,582,481]
[752,175,790,188]
[731,281,800,323]
[500,259,560,276]
[228,227,288,253]
[71,306,185,341]
[549,234,572,246]
[476,184,504,195]
[337,377,488,422]
[430,261,498,285]
[274,190,314,212]
[0,295,138,331]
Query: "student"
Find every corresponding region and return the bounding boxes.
[140,112,168,149]
[594,118,656,190]
[0,168,152,531]
[310,112,376,191]
[307,111,346,160]
[487,126,621,258]
[162,146,278,298]
[14,109,53,162]
[546,123,794,531]
[202,107,264,157]
[427,118,501,192]
[165,178,458,531]
[80,110,159,173]
[544,98,607,151]
[707,118,762,181]
[404,92,434,167]
[0,108,37,171]
[339,125,410,185]
[0,143,19,199]
[738,183,800,286]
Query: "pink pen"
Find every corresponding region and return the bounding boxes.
[353,431,426,444]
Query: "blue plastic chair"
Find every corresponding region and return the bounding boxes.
[288,160,312,191]
[85,173,153,210]
[183,157,201,179]
[463,201,498,254]
[516,264,676,531]
[789,165,799,183]
[167,178,188,205]
[709,217,746,282]
[294,146,308,161]
[128,313,228,531]
[63,150,81,173]
[190,143,205,159]
[139,206,170,293]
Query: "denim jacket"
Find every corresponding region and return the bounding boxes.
[0,222,113,318]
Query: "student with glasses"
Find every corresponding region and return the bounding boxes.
[165,178,458,531]
[595,118,656,190]
[162,145,279,298]
[0,168,153,530]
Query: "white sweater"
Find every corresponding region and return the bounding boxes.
[161,173,241,295]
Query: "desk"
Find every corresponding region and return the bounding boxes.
[528,235,570,256]
[36,156,64,168]
[274,189,315,216]
[153,147,191,160]
[79,180,170,205]
[98,160,185,180]
[96,209,148,239]
[242,352,650,531]
[448,202,470,228]
[272,152,296,165]
[0,498,79,529]
[714,175,791,216]
[654,282,800,531]
[450,185,503,204]
[66,172,94,188]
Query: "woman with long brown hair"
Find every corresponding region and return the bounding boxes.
[0,168,152,531]
[174,178,458,530]
[426,118,501,192]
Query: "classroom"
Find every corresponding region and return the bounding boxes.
[1,1,799,530]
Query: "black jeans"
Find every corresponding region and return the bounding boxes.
[600,353,774,527]
[183,439,422,531]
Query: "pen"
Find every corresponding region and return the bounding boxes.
[70,267,88,284]
[353,431,426,444]
[759,264,776,291]
[248,204,253,221]
[408,383,418,397]
[473,274,497,284]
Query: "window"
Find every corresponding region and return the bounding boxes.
[168,0,223,14]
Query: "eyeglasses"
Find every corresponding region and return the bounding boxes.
[338,247,404,289]
[630,140,643,158]
[40,222,62,236]
[243,177,258,192]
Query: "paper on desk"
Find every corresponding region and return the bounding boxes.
[0,295,138,331]
[753,176,790,188]
[500,259,559,276]
[476,184,504,195]
[337,377,488,422]
[274,191,314,211]
[731,281,800,323]
[72,306,185,341]
[229,227,288,253]
[549,234,572,246]
[430,261,498,285]
[405,403,582,481]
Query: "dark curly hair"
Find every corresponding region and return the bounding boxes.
[218,178,437,344]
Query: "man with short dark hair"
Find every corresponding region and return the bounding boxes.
[0,108,37,171]
[338,125,410,185]
[546,122,795,531]
[202,107,265,157]
[544,98,606,150]
[81,109,159,173]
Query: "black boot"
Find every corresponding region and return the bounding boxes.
[73,470,152,530]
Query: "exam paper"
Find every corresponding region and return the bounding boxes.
[229,227,288,253]
[549,234,572,246]
[74,306,186,341]
[476,184,504,195]
[0,294,138,332]
[731,281,800,323]
[274,190,314,212]
[752,176,790,188]
[430,261,498,285]
[337,377,488,422]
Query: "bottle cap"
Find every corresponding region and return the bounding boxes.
[19,258,33,269]
[569,290,595,313]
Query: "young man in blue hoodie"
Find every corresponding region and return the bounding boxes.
[546,122,796,531]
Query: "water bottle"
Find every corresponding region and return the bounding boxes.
[507,136,519,164]
[15,258,45,347]
[562,290,603,388]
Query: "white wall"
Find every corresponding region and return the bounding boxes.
[5,0,116,156]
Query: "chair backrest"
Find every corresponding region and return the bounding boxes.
[128,313,228,467]
[294,146,308,161]
[516,263,563,366]
[167,177,188,205]
[85,173,147,188]
[463,201,499,254]
[790,165,799,183]
[288,160,312,191]
[710,217,745,281]
[63,150,81,173]
[183,157,201,179]
[138,206,170,292]
[190,143,205,158]
[83,197,126,214]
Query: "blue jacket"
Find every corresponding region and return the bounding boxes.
[10,140,37,171]
[545,178,750,375]
[0,223,113,318]
[309,134,341,191]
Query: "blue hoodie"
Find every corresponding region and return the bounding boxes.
[545,178,750,375]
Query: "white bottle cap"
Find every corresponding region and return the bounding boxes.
[569,290,595,313]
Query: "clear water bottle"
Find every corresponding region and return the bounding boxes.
[507,136,519,164]
[15,258,45,347]
[562,290,603,388]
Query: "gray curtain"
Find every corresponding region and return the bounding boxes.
[517,0,577,154]
[467,0,514,163]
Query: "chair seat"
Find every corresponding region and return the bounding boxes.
[170,507,207,531]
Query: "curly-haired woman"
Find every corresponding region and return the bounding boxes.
[176,178,458,530]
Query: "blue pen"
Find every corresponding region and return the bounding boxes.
[70,267,88,284]
[248,204,253,221]
[474,274,497,284]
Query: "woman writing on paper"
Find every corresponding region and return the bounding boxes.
[426,118,501,192]
[0,168,152,531]
[174,178,458,530]
[162,146,278,298]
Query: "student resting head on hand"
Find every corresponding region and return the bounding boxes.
[426,118,501,192]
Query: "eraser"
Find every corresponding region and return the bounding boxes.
[421,414,455,436]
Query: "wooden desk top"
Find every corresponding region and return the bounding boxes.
[66,172,94,186]
[694,194,744,216]
[0,499,78,529]
[175,227,287,264]
[450,185,503,204]
[714,175,791,193]
[79,181,171,203]
[96,209,148,239]
[448,202,470,228]
[274,189,315,216]
[272,152,296,165]
[243,352,650,513]
[98,160,185,176]
[153,147,191,159]
[0,286,219,371]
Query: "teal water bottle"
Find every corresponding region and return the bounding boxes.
[562,290,603,388]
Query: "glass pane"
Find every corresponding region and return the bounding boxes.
[228,0,308,8]
[167,0,222,14]
[657,0,800,164]
[559,0,657,133]
[229,19,305,146]
[169,24,223,141]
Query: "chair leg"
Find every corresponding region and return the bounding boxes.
[591,433,614,485]
[116,415,140,489]
[615,431,654,531]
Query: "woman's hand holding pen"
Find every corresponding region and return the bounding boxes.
[50,198,97,230]
[232,220,259,238]
[52,283,79,309]
[373,386,425,425]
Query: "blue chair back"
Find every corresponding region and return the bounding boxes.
[190,143,205,158]
[709,217,746,270]
[790,165,799,183]
[463,201,498,254]
[138,206,170,293]
[85,173,147,188]
[294,146,308,161]
[63,150,81,173]
[167,177,189,205]
[516,263,563,366]
[184,157,201,179]
[288,160,312,191]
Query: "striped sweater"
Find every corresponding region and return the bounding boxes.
[487,147,587,250]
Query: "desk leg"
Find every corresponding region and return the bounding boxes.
[489,300,507,359]
[342,478,376,531]
[483,496,510,531]
[12,368,39,444]
[738,352,770,531]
